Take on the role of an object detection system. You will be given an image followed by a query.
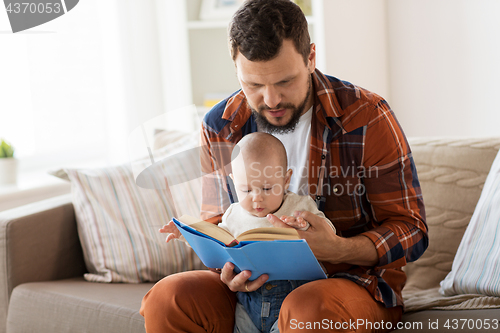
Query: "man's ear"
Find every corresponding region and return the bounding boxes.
[284,168,293,190]
[308,43,316,74]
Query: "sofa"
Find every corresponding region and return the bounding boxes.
[1,136,500,333]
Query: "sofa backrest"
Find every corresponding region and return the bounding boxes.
[404,137,500,291]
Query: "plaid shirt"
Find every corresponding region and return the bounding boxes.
[200,69,428,308]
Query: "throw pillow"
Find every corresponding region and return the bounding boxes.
[440,149,500,296]
[57,131,206,283]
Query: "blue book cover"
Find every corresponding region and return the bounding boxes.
[173,216,327,281]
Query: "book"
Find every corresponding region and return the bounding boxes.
[173,215,328,281]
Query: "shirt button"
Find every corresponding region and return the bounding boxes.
[265,284,273,291]
[316,196,321,200]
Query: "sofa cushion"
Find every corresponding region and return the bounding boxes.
[404,137,500,292]
[394,308,500,332]
[404,287,500,312]
[440,148,500,296]
[6,278,152,333]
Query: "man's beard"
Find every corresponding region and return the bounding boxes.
[251,77,312,135]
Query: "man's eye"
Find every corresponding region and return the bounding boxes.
[278,79,292,86]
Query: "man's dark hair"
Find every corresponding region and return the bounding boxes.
[229,0,311,64]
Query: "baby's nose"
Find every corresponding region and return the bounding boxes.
[251,191,263,202]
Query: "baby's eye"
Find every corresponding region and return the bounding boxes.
[263,187,272,192]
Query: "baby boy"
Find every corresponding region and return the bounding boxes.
[161,132,335,332]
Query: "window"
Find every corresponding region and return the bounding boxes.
[0,0,192,174]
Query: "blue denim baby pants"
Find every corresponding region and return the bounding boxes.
[235,280,310,333]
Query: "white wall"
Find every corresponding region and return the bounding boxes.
[322,0,500,137]
[323,0,391,101]
[388,0,500,137]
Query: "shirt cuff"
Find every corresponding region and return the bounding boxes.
[361,228,407,269]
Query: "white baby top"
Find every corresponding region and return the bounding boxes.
[219,192,335,238]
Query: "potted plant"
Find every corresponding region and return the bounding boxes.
[0,138,18,185]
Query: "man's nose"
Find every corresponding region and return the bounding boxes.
[263,86,281,109]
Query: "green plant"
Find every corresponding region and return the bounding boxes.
[0,138,15,158]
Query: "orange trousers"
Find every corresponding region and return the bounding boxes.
[140,270,402,333]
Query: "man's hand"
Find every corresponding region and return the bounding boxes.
[220,262,268,292]
[267,211,339,262]
[267,211,378,266]
[159,220,181,243]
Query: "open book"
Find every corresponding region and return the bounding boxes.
[173,215,327,281]
[176,215,301,246]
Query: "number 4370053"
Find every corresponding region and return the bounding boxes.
[6,2,62,14]
[444,318,499,330]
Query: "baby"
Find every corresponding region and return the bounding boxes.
[160,132,335,333]
[214,133,335,333]
[219,132,332,238]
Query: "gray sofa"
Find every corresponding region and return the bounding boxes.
[1,137,500,333]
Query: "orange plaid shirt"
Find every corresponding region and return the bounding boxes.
[199,69,428,308]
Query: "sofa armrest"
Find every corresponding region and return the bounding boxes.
[0,194,86,302]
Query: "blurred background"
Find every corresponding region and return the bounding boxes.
[0,0,499,197]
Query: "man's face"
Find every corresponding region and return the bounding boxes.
[235,40,316,134]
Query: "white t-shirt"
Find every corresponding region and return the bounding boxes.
[260,107,312,195]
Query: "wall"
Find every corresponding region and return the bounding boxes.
[322,0,390,101]
[323,0,500,137]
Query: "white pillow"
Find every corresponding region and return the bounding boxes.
[440,150,500,296]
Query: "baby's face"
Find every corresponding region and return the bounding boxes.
[231,157,291,217]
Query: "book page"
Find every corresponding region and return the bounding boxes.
[237,227,300,242]
[177,215,301,245]
[177,215,236,246]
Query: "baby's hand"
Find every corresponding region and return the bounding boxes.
[159,220,181,243]
[279,214,310,231]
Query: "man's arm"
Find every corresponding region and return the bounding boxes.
[199,123,233,223]
[358,100,428,269]
[269,100,428,270]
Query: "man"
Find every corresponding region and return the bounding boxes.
[141,0,428,332]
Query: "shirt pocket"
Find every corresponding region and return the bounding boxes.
[323,176,363,231]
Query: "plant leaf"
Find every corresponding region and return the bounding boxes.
[0,139,14,158]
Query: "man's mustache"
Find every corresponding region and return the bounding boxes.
[258,103,296,112]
